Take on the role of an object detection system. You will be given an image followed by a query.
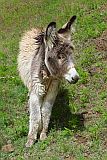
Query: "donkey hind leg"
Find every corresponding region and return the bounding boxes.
[25,93,42,147]
[40,80,59,140]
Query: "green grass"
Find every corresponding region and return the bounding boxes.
[0,0,107,159]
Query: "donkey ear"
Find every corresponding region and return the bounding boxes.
[58,16,76,40]
[45,22,57,47]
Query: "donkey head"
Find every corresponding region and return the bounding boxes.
[44,16,79,84]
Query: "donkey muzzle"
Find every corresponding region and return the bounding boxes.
[64,67,79,84]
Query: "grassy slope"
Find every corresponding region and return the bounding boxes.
[0,0,107,159]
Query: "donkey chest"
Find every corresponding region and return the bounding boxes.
[31,75,59,97]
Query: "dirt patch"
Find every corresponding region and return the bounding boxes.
[99,3,107,12]
[1,144,14,153]
[94,30,107,52]
[84,110,101,125]
[75,134,88,144]
[1,140,15,153]
[64,156,75,160]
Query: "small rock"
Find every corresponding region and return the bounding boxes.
[1,144,14,153]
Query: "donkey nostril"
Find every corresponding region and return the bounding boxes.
[72,75,79,83]
[72,77,75,81]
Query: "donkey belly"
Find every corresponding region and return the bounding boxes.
[18,28,41,90]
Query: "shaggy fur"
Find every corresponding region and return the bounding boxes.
[18,16,79,147]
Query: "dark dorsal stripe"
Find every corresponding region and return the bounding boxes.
[34,32,44,45]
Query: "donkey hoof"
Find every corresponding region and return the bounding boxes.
[25,139,34,148]
[40,132,47,141]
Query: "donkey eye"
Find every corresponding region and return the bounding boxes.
[57,54,65,60]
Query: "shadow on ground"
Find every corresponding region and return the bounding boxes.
[49,88,85,132]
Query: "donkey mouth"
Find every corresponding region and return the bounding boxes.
[67,77,79,84]
[67,80,78,84]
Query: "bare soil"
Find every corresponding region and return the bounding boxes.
[99,3,107,13]
[94,30,107,52]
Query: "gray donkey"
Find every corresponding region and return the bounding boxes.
[18,15,79,147]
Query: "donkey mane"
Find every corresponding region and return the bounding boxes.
[34,31,45,57]
[34,30,62,51]
[32,32,50,80]
[34,31,44,45]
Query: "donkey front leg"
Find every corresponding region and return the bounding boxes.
[26,93,42,147]
[40,80,59,140]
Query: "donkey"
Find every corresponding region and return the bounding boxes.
[18,15,79,147]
